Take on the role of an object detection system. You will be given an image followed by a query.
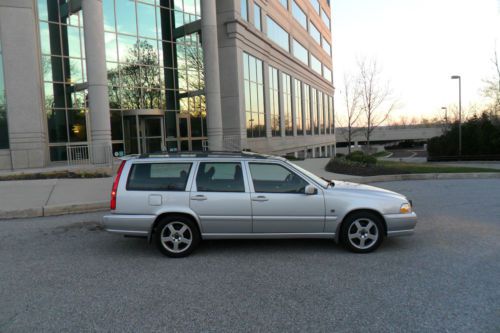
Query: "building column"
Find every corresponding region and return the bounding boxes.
[0,0,46,169]
[81,0,112,163]
[201,0,223,151]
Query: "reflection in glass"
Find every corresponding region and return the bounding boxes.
[243,53,265,138]
[267,17,289,52]
[282,73,293,136]
[304,83,311,135]
[294,79,303,135]
[269,66,280,137]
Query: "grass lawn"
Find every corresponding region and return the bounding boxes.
[326,158,500,176]
[377,161,500,174]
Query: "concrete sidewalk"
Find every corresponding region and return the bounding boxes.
[0,177,113,219]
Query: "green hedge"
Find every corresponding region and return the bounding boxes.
[427,113,500,159]
[345,151,377,165]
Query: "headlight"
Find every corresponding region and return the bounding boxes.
[400,203,412,214]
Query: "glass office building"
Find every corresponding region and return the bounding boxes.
[0,0,335,170]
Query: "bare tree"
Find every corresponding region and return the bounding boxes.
[338,73,362,154]
[482,48,500,117]
[357,58,395,149]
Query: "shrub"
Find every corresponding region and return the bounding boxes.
[345,151,377,165]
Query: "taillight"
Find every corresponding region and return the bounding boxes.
[110,160,126,210]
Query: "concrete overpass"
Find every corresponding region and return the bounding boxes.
[336,125,444,145]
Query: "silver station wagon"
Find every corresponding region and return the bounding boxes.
[103,152,417,257]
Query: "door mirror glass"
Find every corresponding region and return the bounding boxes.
[304,185,317,195]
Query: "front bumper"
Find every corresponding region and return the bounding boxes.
[384,212,417,237]
[102,214,156,237]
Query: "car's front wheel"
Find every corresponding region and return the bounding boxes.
[154,216,200,258]
[341,212,384,253]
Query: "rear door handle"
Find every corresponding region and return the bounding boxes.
[252,196,269,202]
[191,195,207,201]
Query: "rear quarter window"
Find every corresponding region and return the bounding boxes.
[126,163,192,191]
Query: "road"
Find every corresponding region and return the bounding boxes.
[1,179,499,332]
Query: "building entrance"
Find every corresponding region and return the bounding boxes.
[123,110,165,155]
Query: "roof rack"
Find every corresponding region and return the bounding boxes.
[137,151,276,159]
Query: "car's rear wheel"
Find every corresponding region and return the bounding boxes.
[341,212,384,253]
[155,216,200,258]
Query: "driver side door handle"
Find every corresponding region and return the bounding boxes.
[251,195,269,202]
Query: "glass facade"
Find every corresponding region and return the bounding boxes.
[294,79,303,135]
[0,38,8,149]
[311,87,318,134]
[266,17,289,52]
[269,66,280,137]
[303,83,311,135]
[282,73,292,136]
[243,53,265,138]
[37,0,205,159]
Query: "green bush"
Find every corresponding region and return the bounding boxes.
[345,151,377,165]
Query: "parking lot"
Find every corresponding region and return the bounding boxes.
[1,179,499,332]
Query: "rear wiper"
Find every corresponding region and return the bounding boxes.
[320,177,335,187]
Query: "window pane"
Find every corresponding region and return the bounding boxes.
[196,162,245,192]
[322,36,332,55]
[310,0,320,13]
[292,1,307,30]
[241,0,248,21]
[103,0,116,31]
[310,54,322,75]
[269,66,280,137]
[127,163,192,191]
[292,39,308,65]
[323,65,332,82]
[282,73,293,136]
[309,22,320,44]
[321,8,331,29]
[266,17,289,52]
[249,163,308,193]
[243,53,265,138]
[116,0,137,36]
[254,4,262,31]
[67,109,87,142]
[137,3,157,39]
[279,0,288,9]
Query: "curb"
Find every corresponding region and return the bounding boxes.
[345,172,500,184]
[0,201,108,220]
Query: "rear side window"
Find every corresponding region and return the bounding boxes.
[195,162,245,192]
[127,163,192,191]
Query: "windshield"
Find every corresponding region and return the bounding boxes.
[286,161,330,189]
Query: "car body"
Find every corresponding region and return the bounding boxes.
[103,152,417,257]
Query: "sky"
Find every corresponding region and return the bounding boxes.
[331,0,500,123]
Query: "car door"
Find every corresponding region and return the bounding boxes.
[189,161,252,234]
[247,162,325,233]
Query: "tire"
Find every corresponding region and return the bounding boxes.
[154,215,200,258]
[341,211,384,253]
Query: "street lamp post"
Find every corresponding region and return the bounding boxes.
[451,75,462,158]
[441,106,448,124]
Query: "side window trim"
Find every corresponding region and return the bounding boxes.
[192,161,248,193]
[247,161,311,194]
[126,162,193,192]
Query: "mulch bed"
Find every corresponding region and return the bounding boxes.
[325,159,410,176]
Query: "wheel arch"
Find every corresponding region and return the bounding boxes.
[149,211,202,242]
[336,208,388,241]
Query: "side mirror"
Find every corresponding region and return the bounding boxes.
[304,185,318,195]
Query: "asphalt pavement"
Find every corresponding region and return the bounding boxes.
[0,179,499,332]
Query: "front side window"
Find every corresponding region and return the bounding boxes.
[196,162,245,192]
[127,163,192,191]
[249,163,309,194]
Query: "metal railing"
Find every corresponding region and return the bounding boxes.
[66,143,113,166]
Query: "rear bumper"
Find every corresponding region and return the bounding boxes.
[102,214,156,236]
[384,212,417,237]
